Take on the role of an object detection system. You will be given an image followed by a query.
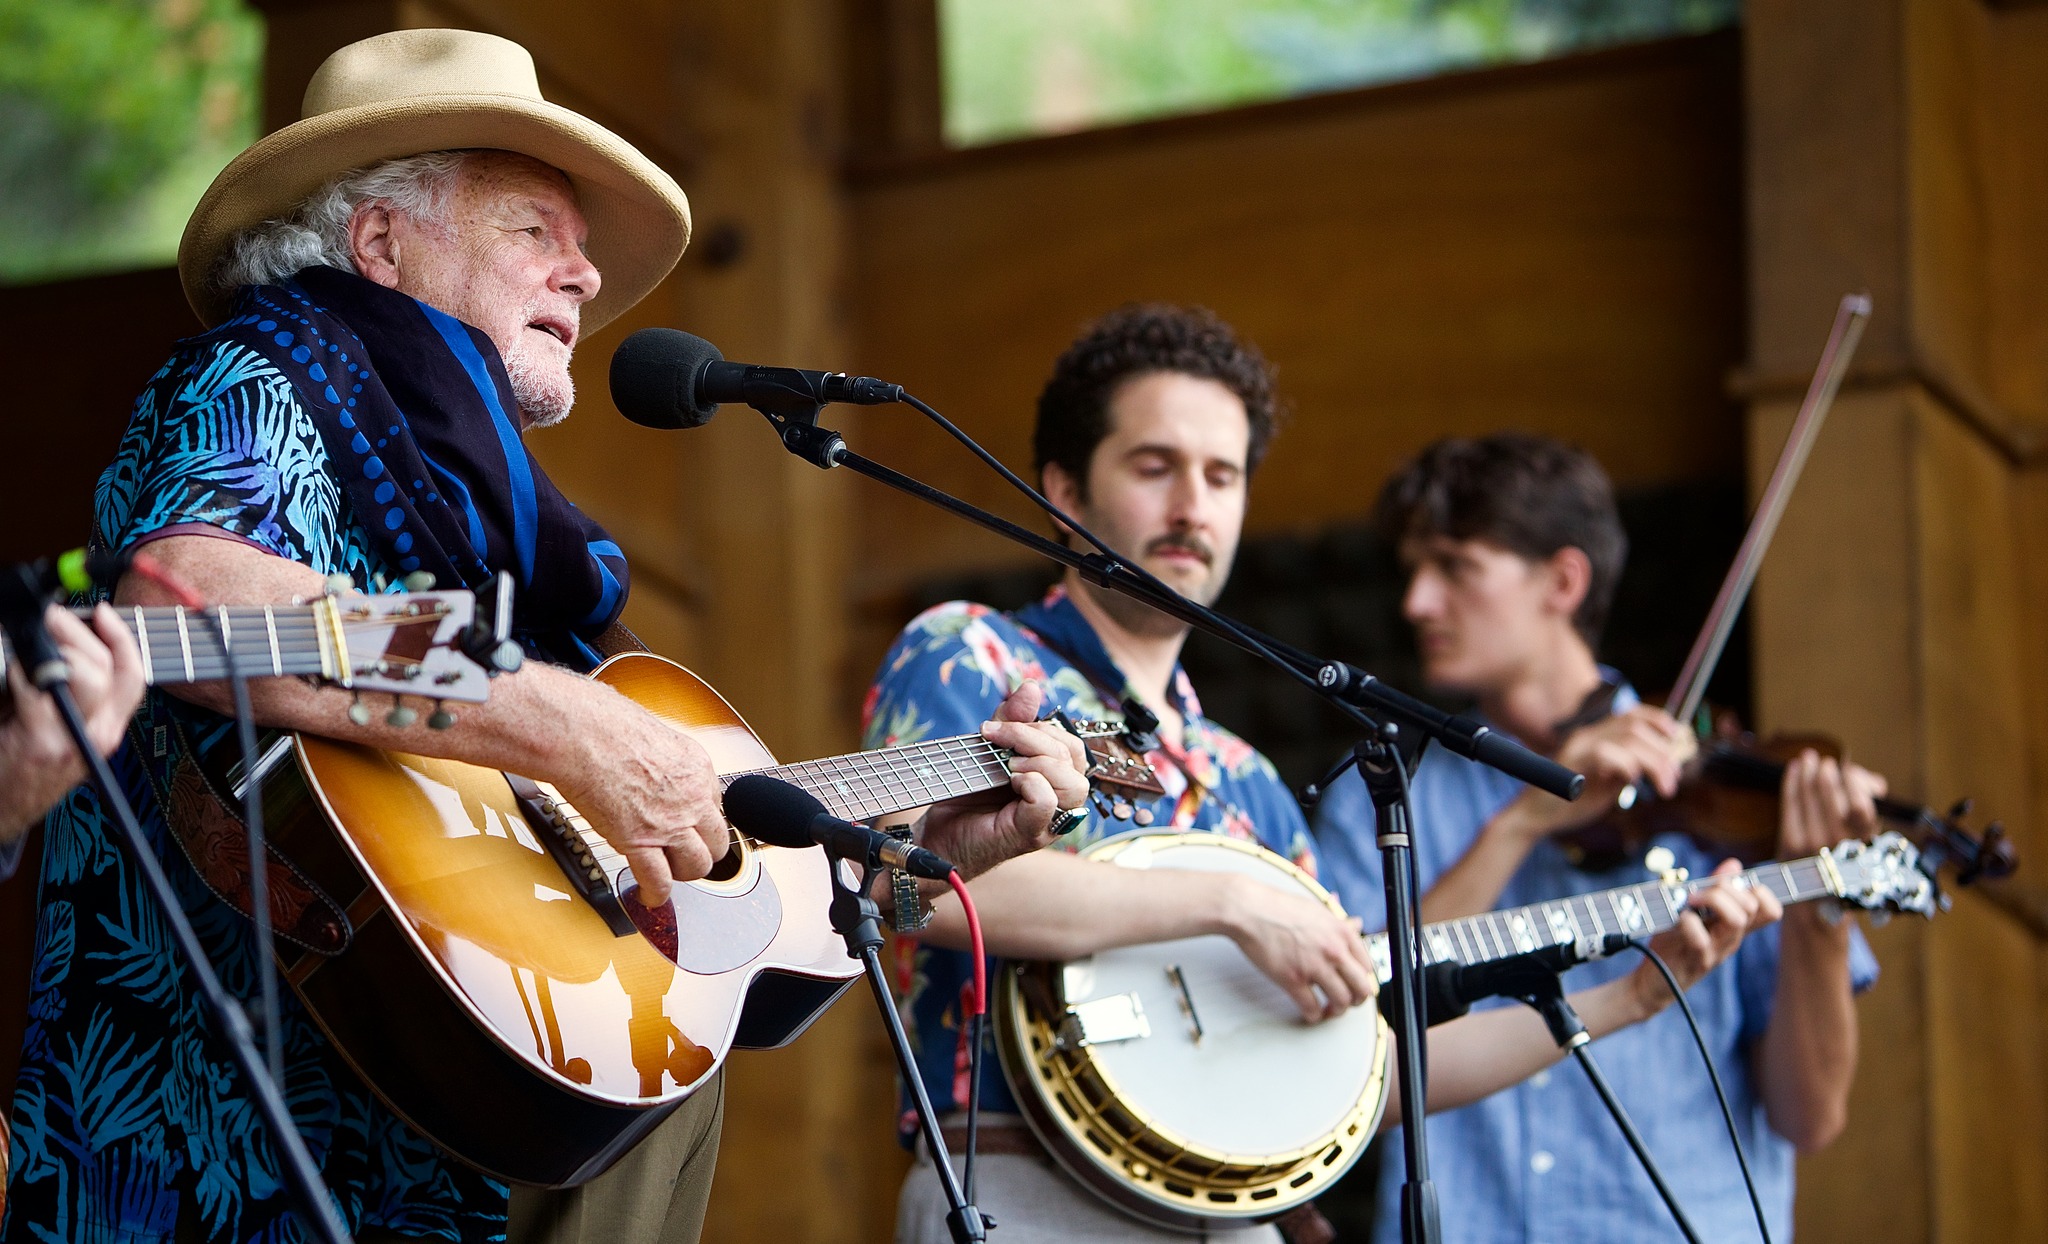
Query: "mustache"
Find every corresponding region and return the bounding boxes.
[1145,533,1214,565]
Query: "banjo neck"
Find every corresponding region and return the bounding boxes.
[1364,852,1845,981]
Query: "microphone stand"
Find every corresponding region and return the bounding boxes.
[749,400,1581,1244]
[825,855,988,1243]
[0,565,354,1244]
[1349,726,1439,1244]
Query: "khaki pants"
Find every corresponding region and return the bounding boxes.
[509,1072,727,1244]
[358,1072,726,1244]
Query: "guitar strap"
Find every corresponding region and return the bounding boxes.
[144,715,354,957]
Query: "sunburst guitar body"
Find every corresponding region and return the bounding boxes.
[252,651,1155,1187]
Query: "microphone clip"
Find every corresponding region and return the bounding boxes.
[770,416,848,470]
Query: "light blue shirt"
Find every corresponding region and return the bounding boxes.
[1311,684,1878,1244]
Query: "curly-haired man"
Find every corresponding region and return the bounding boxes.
[866,310,1776,1242]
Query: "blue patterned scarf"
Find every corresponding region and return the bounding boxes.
[220,266,629,668]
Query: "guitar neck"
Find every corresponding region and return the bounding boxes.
[1365,853,1841,981]
[0,603,338,688]
[723,734,1015,823]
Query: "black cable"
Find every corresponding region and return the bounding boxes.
[1389,736,1427,1079]
[964,1009,983,1207]
[1629,938,1774,1244]
[211,610,284,1085]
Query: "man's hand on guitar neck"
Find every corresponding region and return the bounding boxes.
[121,533,731,907]
[1,604,146,841]
[911,680,1093,882]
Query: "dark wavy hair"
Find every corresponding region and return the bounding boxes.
[1376,433,1628,646]
[1033,303,1281,496]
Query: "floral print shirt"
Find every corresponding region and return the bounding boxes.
[861,586,1315,1137]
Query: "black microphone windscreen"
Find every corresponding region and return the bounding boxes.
[723,774,826,850]
[610,327,724,430]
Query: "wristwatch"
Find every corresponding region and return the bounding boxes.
[884,824,933,934]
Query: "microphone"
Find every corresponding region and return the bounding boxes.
[1397,934,1634,1028]
[724,774,956,880]
[609,327,904,429]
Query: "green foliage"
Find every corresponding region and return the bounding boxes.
[0,0,262,283]
[940,0,1739,146]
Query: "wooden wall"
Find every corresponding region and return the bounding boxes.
[839,33,1747,685]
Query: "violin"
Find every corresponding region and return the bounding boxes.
[1556,699,2015,884]
[1555,295,2016,887]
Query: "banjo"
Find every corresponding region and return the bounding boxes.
[995,827,1946,1233]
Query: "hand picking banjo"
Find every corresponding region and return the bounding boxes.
[995,828,1947,1233]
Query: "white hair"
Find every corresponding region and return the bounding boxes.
[212,149,477,291]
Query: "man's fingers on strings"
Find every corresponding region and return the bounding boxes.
[625,848,676,908]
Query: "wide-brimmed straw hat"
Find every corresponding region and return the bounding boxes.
[178,28,690,334]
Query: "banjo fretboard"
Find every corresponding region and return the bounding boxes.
[1364,854,1842,981]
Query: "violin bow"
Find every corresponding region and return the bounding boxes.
[1664,293,1872,724]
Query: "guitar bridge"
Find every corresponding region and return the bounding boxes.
[506,774,637,938]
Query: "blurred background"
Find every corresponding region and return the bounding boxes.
[4,1,2048,1239]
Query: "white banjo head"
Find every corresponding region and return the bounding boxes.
[996,831,1390,1231]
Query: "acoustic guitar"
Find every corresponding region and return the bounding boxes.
[247,650,1158,1187]
[996,828,1946,1233]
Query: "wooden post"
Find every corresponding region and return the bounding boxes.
[1742,1,2048,1237]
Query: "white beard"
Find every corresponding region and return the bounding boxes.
[506,344,575,428]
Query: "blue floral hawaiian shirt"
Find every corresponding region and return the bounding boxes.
[3,334,508,1241]
[861,586,1316,1140]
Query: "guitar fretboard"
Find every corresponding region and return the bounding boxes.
[1364,854,1839,982]
[0,604,333,686]
[723,735,1016,824]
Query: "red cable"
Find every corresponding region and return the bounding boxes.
[946,870,986,1017]
[126,550,208,610]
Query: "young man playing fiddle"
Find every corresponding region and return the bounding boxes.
[1312,432,1885,1243]
[866,313,1780,1243]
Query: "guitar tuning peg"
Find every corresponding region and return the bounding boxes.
[324,573,356,595]
[1111,797,1133,821]
[386,699,418,728]
[1133,807,1155,826]
[428,702,456,730]
[401,570,437,592]
[348,693,371,727]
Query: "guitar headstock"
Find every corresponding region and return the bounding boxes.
[1825,832,1940,919]
[1061,718,1167,801]
[330,589,495,708]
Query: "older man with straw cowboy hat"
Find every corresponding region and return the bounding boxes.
[0,28,1088,1244]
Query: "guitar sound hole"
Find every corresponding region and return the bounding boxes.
[703,829,746,883]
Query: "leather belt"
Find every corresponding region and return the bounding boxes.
[936,1122,1044,1158]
